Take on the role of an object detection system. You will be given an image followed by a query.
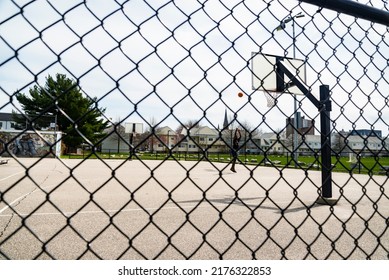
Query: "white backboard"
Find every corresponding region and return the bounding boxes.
[125,123,143,134]
[251,52,306,95]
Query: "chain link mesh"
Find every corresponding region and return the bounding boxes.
[0,0,388,259]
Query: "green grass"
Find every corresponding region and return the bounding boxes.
[64,151,389,176]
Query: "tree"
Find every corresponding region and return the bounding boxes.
[175,119,201,134]
[14,74,108,152]
[332,130,349,156]
[136,116,160,152]
[236,121,264,154]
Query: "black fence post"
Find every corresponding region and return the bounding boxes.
[317,85,337,205]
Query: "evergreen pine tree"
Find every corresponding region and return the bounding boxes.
[14,74,108,152]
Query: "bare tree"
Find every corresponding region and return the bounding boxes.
[236,120,265,153]
[141,116,160,152]
[332,130,349,156]
[175,119,201,133]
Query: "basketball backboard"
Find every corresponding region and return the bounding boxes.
[251,52,306,95]
[125,123,143,134]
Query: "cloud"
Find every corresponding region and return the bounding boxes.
[0,0,388,134]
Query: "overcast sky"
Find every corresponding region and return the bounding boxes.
[1,0,388,135]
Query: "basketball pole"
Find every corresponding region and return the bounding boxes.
[319,85,333,199]
[277,62,337,205]
[298,0,389,27]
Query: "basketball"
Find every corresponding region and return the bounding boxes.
[238,92,244,97]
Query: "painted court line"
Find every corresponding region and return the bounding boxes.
[0,204,211,218]
[0,184,54,215]
[0,190,38,215]
[0,171,25,182]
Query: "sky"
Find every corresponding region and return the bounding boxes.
[0,0,388,135]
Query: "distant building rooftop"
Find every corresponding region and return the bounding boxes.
[350,129,382,138]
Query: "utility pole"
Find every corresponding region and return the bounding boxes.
[276,12,305,167]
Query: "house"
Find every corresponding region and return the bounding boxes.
[245,133,262,154]
[299,135,321,155]
[0,112,56,131]
[176,126,225,153]
[98,119,389,157]
[0,112,20,131]
[331,131,388,157]
[100,123,131,153]
[260,132,284,154]
[345,135,385,156]
[146,126,176,152]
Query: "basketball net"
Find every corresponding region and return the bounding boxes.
[264,91,281,108]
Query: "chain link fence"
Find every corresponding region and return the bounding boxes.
[0,0,388,259]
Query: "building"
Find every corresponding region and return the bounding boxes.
[100,123,131,153]
[151,126,177,152]
[0,112,56,131]
[245,133,262,154]
[349,129,382,138]
[260,132,284,154]
[223,109,229,130]
[176,126,225,153]
[97,117,389,157]
[299,135,321,155]
[331,129,387,156]
[286,112,315,138]
[345,135,385,156]
[0,112,20,131]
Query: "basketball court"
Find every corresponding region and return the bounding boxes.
[1,158,388,259]
[0,50,387,259]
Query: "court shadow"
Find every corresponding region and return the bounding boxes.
[176,195,324,213]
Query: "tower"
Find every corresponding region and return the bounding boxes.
[223,109,229,130]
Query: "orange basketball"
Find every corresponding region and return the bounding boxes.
[238,92,244,97]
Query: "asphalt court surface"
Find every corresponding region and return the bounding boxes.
[0,158,388,259]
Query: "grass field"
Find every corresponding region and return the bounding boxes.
[65,151,389,176]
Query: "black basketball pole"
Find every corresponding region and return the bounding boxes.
[319,85,332,198]
[298,0,389,27]
[278,62,336,204]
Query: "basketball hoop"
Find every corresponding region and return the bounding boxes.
[264,91,281,108]
[251,53,306,108]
